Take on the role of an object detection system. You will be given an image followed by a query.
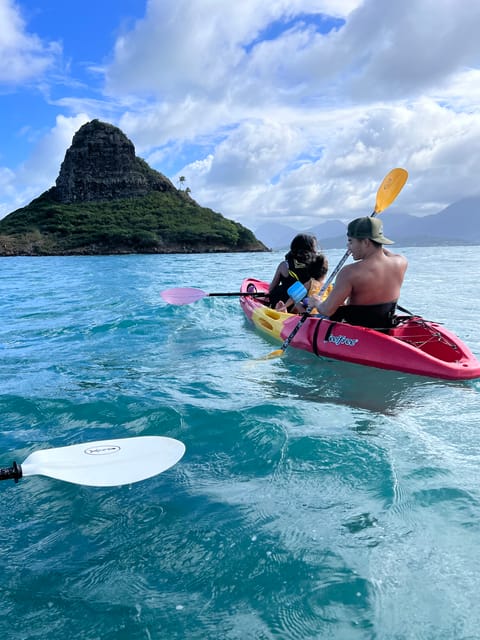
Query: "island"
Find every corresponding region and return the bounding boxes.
[0,120,268,256]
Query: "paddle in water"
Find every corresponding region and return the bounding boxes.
[161,287,267,305]
[262,167,409,360]
[0,436,186,487]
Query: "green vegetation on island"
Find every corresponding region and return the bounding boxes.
[0,188,265,255]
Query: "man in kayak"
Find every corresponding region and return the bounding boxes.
[307,217,408,328]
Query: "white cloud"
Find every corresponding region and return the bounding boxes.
[106,0,358,100]
[174,95,480,228]
[0,114,89,217]
[0,0,61,85]
[342,0,480,101]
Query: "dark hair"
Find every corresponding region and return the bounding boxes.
[288,233,318,264]
[309,253,328,280]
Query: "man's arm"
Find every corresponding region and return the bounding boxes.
[307,268,352,316]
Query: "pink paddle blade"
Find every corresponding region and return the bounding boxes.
[160,287,207,305]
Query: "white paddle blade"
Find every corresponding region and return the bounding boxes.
[20,436,186,487]
[160,287,206,304]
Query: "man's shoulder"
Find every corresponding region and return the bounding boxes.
[385,249,407,261]
[338,261,359,281]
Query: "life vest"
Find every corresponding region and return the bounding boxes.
[269,253,312,310]
[304,280,332,314]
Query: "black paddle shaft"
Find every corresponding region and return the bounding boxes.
[208,292,268,298]
[0,461,22,483]
[280,310,312,351]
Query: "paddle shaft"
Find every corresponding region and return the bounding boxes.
[317,251,350,298]
[0,461,22,483]
[279,308,312,351]
[161,287,269,305]
[208,292,267,298]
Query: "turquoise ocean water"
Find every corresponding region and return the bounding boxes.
[1,247,480,639]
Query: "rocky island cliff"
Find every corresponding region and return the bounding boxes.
[0,120,267,256]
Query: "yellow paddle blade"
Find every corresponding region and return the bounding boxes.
[255,349,285,361]
[374,168,408,214]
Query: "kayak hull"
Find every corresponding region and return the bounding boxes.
[240,278,480,381]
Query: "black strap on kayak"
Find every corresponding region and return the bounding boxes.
[397,304,414,315]
[311,318,324,357]
[324,321,336,343]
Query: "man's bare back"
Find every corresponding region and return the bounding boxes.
[308,217,408,324]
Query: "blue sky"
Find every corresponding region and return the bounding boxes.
[2,0,480,232]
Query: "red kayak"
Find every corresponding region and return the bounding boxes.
[240,278,480,381]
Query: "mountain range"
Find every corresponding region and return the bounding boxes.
[255,197,480,249]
